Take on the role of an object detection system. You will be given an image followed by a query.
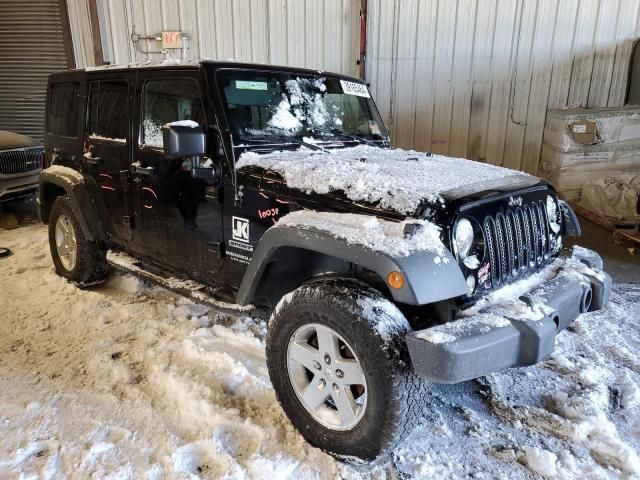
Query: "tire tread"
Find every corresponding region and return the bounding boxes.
[267,279,428,461]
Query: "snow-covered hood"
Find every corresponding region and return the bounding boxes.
[236,145,543,216]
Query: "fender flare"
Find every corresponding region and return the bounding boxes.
[559,200,581,237]
[39,167,107,242]
[236,224,469,306]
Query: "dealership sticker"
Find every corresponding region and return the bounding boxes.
[232,217,250,242]
[340,80,370,98]
[236,80,268,91]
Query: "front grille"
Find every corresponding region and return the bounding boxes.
[0,147,43,174]
[483,201,550,288]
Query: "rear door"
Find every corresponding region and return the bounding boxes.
[83,75,134,244]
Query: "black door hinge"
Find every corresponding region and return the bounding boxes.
[207,241,225,259]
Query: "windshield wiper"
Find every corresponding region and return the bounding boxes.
[236,134,329,152]
[307,128,383,148]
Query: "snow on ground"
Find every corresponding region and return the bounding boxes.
[1,223,639,479]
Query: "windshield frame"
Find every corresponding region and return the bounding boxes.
[212,67,390,149]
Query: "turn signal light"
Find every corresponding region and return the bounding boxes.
[387,271,405,289]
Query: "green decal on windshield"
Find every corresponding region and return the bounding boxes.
[235,80,268,91]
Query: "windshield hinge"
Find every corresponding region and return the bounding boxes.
[234,184,244,207]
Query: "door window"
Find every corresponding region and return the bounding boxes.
[48,82,80,137]
[141,79,205,148]
[88,81,128,142]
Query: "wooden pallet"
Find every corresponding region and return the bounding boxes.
[613,227,640,246]
[570,203,614,232]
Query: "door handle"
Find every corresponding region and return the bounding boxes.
[132,163,155,176]
[83,153,101,165]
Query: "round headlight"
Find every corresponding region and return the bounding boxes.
[546,195,561,234]
[453,218,474,258]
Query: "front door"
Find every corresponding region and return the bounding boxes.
[83,78,133,243]
[131,73,224,283]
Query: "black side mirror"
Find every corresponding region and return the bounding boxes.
[162,124,206,159]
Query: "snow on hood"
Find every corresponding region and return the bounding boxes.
[236,145,531,214]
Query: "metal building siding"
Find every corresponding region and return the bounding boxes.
[0,0,72,141]
[66,0,94,69]
[90,0,360,76]
[366,0,640,173]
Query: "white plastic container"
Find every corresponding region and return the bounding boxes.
[539,143,640,201]
[544,106,640,152]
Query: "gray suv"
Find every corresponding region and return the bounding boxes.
[0,131,43,201]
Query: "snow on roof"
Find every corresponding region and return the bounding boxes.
[277,210,448,259]
[85,58,205,72]
[236,145,530,215]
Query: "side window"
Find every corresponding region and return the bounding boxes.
[141,78,205,148]
[48,82,79,137]
[88,81,128,142]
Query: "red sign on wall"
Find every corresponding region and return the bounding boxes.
[162,32,183,49]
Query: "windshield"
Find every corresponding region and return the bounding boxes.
[217,70,389,145]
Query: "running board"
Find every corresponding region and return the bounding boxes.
[106,251,261,317]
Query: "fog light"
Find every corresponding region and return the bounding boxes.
[387,271,405,289]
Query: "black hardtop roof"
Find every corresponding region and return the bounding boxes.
[48,59,364,84]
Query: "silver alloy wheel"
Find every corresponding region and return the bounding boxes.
[286,323,367,431]
[55,214,77,271]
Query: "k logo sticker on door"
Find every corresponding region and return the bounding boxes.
[232,217,250,242]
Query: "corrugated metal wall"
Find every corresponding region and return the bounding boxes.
[0,0,73,141]
[66,0,639,173]
[366,0,640,173]
[66,0,94,69]
[80,0,361,76]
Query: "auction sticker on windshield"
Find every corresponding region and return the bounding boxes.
[235,80,268,91]
[340,80,370,98]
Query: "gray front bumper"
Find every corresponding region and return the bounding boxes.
[406,246,612,383]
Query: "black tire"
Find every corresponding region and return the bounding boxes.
[266,279,428,462]
[48,195,109,286]
[0,247,11,258]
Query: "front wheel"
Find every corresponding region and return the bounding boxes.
[266,279,427,461]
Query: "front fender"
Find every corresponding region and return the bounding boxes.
[39,166,107,241]
[236,224,468,306]
[559,200,581,237]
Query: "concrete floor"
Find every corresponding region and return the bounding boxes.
[1,194,638,283]
[566,216,640,283]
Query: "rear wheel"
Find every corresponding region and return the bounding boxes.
[48,195,108,286]
[266,279,427,461]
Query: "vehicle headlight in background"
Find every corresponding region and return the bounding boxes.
[453,218,474,258]
[546,195,561,234]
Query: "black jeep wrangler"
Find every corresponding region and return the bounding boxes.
[39,60,611,461]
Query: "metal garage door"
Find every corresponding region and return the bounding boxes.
[0,0,73,142]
